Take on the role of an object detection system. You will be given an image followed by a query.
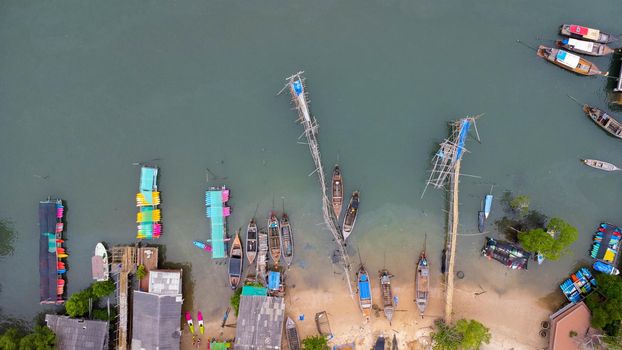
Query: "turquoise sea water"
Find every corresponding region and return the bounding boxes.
[1,0,621,324]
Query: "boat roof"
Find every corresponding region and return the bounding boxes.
[91,256,105,280]
[569,25,600,41]
[359,275,371,299]
[206,189,231,259]
[228,257,242,275]
[565,38,594,52]
[556,50,580,68]
[268,271,280,290]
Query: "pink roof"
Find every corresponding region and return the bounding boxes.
[570,25,589,35]
[549,302,591,350]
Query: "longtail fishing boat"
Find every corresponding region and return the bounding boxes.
[91,242,109,282]
[582,105,622,139]
[379,269,395,324]
[198,311,205,334]
[560,24,618,44]
[556,38,614,56]
[228,230,243,289]
[342,191,360,241]
[185,312,195,334]
[286,317,301,350]
[478,211,485,233]
[331,165,343,218]
[357,265,373,319]
[136,165,162,239]
[280,214,294,267]
[256,228,268,283]
[246,218,258,265]
[39,199,67,304]
[537,46,605,76]
[582,159,621,172]
[415,252,429,316]
[268,213,281,265]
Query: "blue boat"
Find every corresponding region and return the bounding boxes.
[593,261,620,275]
[357,265,373,319]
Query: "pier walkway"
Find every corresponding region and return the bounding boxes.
[111,246,137,350]
[282,72,354,296]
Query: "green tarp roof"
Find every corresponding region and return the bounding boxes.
[241,286,268,296]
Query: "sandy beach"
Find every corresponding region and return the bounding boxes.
[179,266,554,350]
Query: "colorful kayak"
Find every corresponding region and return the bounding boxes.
[593,261,620,275]
[185,312,195,334]
[193,240,212,252]
[198,311,205,334]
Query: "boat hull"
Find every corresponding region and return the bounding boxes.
[583,105,622,139]
[93,243,109,282]
[560,24,617,44]
[342,191,360,240]
[286,318,301,350]
[268,215,281,265]
[280,215,294,267]
[246,220,258,265]
[415,254,429,315]
[331,166,343,218]
[537,46,603,76]
[357,266,373,319]
[477,211,485,233]
[228,232,243,289]
[379,269,394,324]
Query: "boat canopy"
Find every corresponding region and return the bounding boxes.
[566,38,594,52]
[455,119,471,160]
[358,274,371,300]
[556,50,580,68]
[570,25,600,41]
[268,271,280,290]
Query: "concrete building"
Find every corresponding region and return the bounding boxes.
[235,286,285,350]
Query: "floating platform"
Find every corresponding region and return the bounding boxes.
[136,166,162,239]
[559,267,597,303]
[206,186,231,259]
[39,199,66,304]
[591,223,621,266]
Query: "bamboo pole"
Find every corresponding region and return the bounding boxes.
[444,160,461,323]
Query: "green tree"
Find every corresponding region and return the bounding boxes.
[0,327,22,350]
[518,218,578,260]
[136,264,147,280]
[301,335,329,350]
[65,288,92,318]
[456,319,491,350]
[509,195,529,215]
[586,275,622,330]
[17,326,55,350]
[431,320,461,350]
[92,308,117,321]
[91,280,115,298]
[230,288,242,316]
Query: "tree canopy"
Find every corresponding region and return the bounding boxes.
[65,288,92,318]
[0,326,55,350]
[518,218,577,260]
[301,335,329,350]
[586,274,622,331]
[91,280,115,298]
[509,195,529,215]
[432,319,491,350]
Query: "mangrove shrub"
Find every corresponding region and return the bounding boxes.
[65,288,92,318]
[91,280,115,298]
[432,319,491,350]
[301,335,329,350]
[518,217,577,260]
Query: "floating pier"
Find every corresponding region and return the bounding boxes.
[206,185,231,259]
[423,116,480,323]
[136,166,162,239]
[282,71,354,296]
[39,199,66,305]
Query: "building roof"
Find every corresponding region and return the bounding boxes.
[549,301,592,350]
[148,269,182,295]
[131,291,183,350]
[235,295,285,350]
[45,315,108,350]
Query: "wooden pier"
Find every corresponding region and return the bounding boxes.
[423,117,479,323]
[281,71,354,297]
[111,246,137,350]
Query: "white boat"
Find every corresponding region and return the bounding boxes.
[582,159,621,172]
[91,243,109,281]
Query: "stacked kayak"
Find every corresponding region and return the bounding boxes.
[559,268,597,303]
[590,223,621,264]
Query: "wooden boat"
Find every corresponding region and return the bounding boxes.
[477,211,485,233]
[537,46,605,76]
[268,213,281,265]
[331,165,343,218]
[185,312,195,334]
[280,214,294,267]
[356,265,373,319]
[583,105,622,139]
[246,218,258,265]
[92,242,109,281]
[228,230,243,289]
[556,38,614,56]
[560,24,618,44]
[415,252,429,316]
[197,311,204,334]
[285,317,301,350]
[315,311,334,340]
[374,336,385,350]
[582,159,621,172]
[342,191,360,241]
[256,228,268,282]
[379,269,395,324]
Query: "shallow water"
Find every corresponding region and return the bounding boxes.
[1,0,621,324]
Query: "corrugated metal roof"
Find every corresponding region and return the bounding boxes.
[235,295,285,350]
[45,315,108,350]
[131,291,183,350]
[148,270,182,295]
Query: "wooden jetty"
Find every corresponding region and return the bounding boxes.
[281,71,354,296]
[111,246,137,350]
